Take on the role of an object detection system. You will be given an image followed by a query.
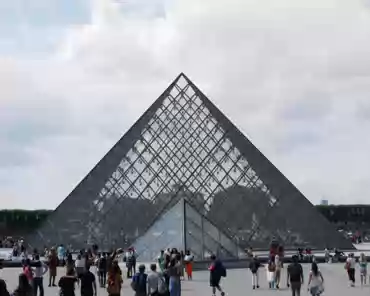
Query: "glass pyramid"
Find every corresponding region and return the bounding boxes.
[27,73,353,251]
[133,198,243,261]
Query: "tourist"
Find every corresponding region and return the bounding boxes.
[266,257,276,289]
[287,255,304,296]
[131,264,148,296]
[126,248,137,279]
[75,254,86,285]
[167,257,181,296]
[58,268,78,296]
[345,253,356,287]
[249,255,262,289]
[209,254,226,296]
[307,262,324,296]
[0,278,10,296]
[80,265,97,296]
[57,244,66,267]
[147,263,161,296]
[48,247,58,287]
[97,253,108,288]
[13,273,33,296]
[33,254,48,296]
[158,250,165,273]
[275,254,283,289]
[22,259,33,285]
[184,250,194,280]
[107,260,123,296]
[66,253,75,275]
[359,253,367,286]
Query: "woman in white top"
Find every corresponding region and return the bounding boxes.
[307,262,324,296]
[345,253,356,287]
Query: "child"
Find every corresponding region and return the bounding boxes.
[266,257,276,289]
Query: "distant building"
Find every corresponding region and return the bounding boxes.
[321,199,329,206]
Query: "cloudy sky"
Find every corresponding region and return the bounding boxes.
[1,0,370,209]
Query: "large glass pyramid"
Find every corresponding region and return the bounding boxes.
[133,198,243,261]
[27,73,353,252]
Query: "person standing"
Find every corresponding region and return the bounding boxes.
[131,264,148,296]
[249,255,262,289]
[184,250,194,280]
[275,254,283,289]
[33,254,48,296]
[287,255,304,296]
[97,253,108,288]
[48,247,58,287]
[147,264,160,296]
[80,265,97,296]
[158,250,165,273]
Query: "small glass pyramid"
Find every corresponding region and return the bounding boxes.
[133,198,243,261]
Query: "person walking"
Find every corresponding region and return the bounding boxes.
[345,253,356,287]
[307,262,324,296]
[33,254,48,296]
[249,255,262,289]
[287,255,304,296]
[359,253,367,286]
[209,254,226,296]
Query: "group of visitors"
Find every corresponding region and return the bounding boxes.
[249,254,324,296]
[3,242,370,296]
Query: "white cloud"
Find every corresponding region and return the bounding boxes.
[1,0,370,209]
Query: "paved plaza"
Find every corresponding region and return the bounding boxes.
[1,263,370,295]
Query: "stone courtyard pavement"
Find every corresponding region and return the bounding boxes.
[1,263,370,295]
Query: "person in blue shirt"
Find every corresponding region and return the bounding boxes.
[57,244,66,266]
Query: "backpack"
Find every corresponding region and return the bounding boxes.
[158,274,168,294]
[130,273,147,292]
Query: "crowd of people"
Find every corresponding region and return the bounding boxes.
[1,243,370,296]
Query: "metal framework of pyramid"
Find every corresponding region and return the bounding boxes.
[27,73,353,252]
[133,198,244,261]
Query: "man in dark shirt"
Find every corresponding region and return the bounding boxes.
[287,255,303,296]
[80,265,97,296]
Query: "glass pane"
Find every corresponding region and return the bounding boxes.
[133,200,184,261]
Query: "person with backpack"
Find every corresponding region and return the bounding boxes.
[131,264,148,296]
[147,263,167,296]
[249,255,262,289]
[287,255,304,296]
[209,254,226,296]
